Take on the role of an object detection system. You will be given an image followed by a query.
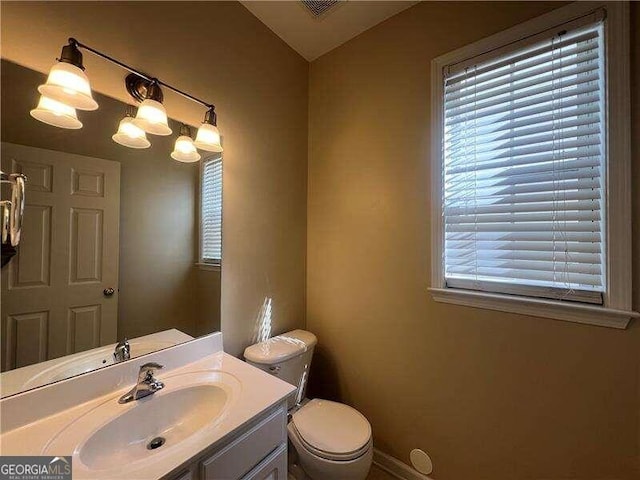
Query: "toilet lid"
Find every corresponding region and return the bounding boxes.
[292,399,371,456]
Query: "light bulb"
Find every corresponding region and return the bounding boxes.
[194,123,223,152]
[171,134,201,163]
[30,95,82,129]
[112,117,151,149]
[38,62,98,111]
[132,99,172,136]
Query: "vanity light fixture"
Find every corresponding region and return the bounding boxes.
[32,37,221,161]
[194,107,223,153]
[112,106,151,149]
[171,125,201,163]
[37,39,98,111]
[30,95,83,129]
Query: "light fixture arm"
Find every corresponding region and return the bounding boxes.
[68,37,215,110]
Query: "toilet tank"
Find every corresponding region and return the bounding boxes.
[244,329,317,409]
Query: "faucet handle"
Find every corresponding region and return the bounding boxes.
[138,362,163,380]
[114,338,130,362]
[141,362,163,370]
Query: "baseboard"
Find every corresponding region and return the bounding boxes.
[373,448,432,480]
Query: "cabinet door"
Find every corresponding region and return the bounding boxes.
[201,406,286,480]
[242,444,287,480]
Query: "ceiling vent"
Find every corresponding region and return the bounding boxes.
[300,0,340,18]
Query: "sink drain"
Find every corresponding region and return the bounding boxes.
[147,437,166,450]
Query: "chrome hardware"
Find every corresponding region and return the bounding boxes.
[1,172,27,248]
[1,201,10,244]
[9,174,26,247]
[118,362,164,404]
[146,436,166,450]
[113,338,130,362]
[103,287,115,297]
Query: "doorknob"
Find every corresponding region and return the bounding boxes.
[103,287,115,297]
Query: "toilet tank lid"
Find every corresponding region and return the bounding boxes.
[243,329,318,365]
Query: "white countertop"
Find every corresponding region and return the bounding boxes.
[0,333,295,480]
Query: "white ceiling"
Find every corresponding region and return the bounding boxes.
[240,1,418,61]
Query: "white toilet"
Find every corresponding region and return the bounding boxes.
[244,329,373,480]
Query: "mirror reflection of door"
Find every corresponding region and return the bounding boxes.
[1,142,120,371]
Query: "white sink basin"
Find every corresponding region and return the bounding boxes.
[44,371,240,473]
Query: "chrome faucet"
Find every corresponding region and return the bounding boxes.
[113,338,130,362]
[118,362,164,404]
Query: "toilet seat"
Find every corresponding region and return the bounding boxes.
[291,424,372,462]
[291,399,372,461]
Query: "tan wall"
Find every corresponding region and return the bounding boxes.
[0,1,308,356]
[307,2,640,479]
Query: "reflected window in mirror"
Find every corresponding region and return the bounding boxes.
[199,155,222,268]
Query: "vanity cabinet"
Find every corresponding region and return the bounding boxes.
[0,334,297,480]
[166,402,288,480]
[242,444,287,480]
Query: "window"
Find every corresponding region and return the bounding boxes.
[199,156,222,266]
[430,3,635,328]
[445,20,605,303]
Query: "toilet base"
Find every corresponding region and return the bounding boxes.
[288,423,373,480]
[288,461,310,480]
[287,441,310,480]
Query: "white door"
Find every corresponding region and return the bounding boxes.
[1,142,120,371]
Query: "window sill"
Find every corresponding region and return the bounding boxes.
[429,288,638,329]
[195,262,221,272]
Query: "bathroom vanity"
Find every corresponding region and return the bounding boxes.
[0,333,296,480]
[170,405,288,480]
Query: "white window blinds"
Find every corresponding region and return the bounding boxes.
[201,158,222,264]
[442,21,605,303]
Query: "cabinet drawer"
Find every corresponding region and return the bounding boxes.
[242,443,287,480]
[201,406,286,480]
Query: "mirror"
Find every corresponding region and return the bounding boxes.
[0,59,222,397]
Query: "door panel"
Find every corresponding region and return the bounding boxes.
[12,158,52,192]
[67,304,102,352]
[9,205,51,288]
[71,168,105,197]
[1,142,120,371]
[5,311,49,369]
[69,208,103,284]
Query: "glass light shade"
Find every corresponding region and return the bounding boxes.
[171,135,201,163]
[132,99,172,136]
[194,123,223,152]
[38,62,98,111]
[112,117,151,149]
[30,95,82,129]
